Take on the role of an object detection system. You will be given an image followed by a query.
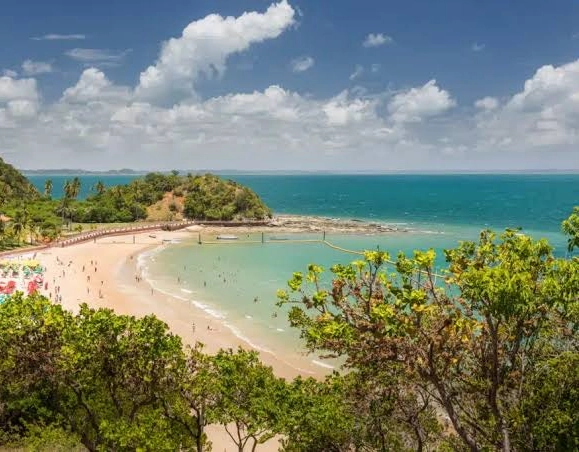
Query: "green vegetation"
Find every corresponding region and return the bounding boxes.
[73,172,271,223]
[277,214,579,451]
[0,161,272,250]
[0,202,576,450]
[0,157,38,206]
[183,174,271,221]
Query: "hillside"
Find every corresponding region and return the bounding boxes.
[75,172,272,223]
[0,158,39,207]
[182,174,271,221]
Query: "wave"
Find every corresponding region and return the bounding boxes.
[311,359,335,369]
[223,322,274,354]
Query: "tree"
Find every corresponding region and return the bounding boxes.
[562,206,579,252]
[56,305,189,451]
[0,296,193,451]
[280,374,357,451]
[44,179,53,199]
[278,218,579,451]
[94,180,106,196]
[161,343,220,452]
[70,177,81,201]
[10,208,30,244]
[212,348,286,452]
[514,352,579,451]
[0,294,70,433]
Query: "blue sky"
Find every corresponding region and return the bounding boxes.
[1,0,578,170]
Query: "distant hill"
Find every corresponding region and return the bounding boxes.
[0,158,39,207]
[73,172,272,223]
[23,169,142,176]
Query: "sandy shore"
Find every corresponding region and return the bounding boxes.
[10,229,327,450]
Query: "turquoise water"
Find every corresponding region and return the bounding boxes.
[29,173,579,234]
[28,173,578,364]
[143,232,478,356]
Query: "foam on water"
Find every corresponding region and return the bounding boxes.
[312,359,335,369]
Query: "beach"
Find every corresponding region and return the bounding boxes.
[8,229,328,450]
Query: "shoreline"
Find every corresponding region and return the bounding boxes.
[6,229,328,450]
[30,231,327,379]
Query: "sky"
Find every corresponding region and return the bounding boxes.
[1,0,579,171]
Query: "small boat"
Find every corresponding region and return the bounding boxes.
[216,235,239,240]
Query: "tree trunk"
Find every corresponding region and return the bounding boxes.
[196,412,204,452]
[501,420,511,452]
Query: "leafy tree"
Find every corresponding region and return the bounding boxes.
[0,296,192,451]
[55,305,188,451]
[280,374,357,451]
[0,294,70,433]
[278,219,579,451]
[212,348,286,452]
[161,343,220,452]
[513,351,579,451]
[562,206,579,252]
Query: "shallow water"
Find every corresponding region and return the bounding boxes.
[141,225,568,366]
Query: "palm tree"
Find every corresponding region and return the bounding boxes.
[61,180,73,229]
[70,177,81,200]
[94,180,106,196]
[44,179,53,199]
[11,209,30,245]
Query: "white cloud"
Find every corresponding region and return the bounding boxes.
[2,2,578,171]
[32,33,86,41]
[61,68,130,103]
[135,0,295,103]
[291,56,314,73]
[371,64,380,73]
[22,60,54,76]
[3,69,18,78]
[471,42,485,52]
[323,90,377,126]
[363,33,393,48]
[476,59,579,149]
[349,65,364,80]
[65,48,130,63]
[7,100,38,118]
[388,80,455,123]
[475,96,499,111]
[0,76,38,102]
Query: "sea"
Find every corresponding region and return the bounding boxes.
[28,174,579,366]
